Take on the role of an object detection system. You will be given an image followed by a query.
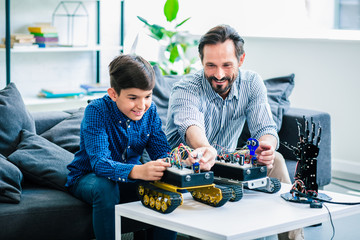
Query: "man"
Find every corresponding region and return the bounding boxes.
[166,25,303,240]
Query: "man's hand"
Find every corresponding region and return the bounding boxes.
[255,141,275,169]
[185,146,217,171]
[129,159,171,181]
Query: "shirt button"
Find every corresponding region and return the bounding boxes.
[119,121,121,124]
[108,177,110,180]
[118,178,121,181]
[128,125,130,128]
[147,134,150,137]
[127,120,130,122]
[128,146,130,148]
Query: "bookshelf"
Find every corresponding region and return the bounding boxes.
[2,0,124,108]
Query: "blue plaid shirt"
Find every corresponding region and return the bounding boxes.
[66,95,170,187]
[166,69,278,151]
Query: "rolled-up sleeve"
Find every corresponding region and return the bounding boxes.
[246,73,279,148]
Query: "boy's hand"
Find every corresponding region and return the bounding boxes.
[129,159,170,181]
[185,146,217,171]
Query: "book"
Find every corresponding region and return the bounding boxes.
[32,32,58,38]
[35,42,59,48]
[80,84,109,93]
[34,36,59,43]
[28,26,57,34]
[38,88,85,98]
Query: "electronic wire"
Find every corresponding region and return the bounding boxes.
[323,203,335,240]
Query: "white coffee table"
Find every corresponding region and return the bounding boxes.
[115,183,360,240]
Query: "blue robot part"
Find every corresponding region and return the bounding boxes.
[246,138,259,156]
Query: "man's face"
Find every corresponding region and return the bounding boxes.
[108,87,152,121]
[202,39,245,99]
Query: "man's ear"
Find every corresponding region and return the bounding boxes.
[238,53,246,67]
[107,88,118,102]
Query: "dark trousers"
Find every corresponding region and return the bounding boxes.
[69,173,177,240]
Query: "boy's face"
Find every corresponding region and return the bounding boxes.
[108,87,152,121]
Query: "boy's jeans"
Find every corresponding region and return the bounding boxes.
[68,173,177,240]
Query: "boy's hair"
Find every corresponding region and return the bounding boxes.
[109,54,155,94]
[198,25,245,62]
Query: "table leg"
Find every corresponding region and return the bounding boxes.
[115,212,121,240]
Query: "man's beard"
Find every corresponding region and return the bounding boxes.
[206,75,236,96]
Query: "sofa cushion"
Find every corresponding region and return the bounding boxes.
[152,65,182,131]
[237,74,295,146]
[0,153,23,203]
[0,83,36,157]
[7,129,74,191]
[40,108,84,153]
[264,73,295,131]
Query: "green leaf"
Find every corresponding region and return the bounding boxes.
[149,24,165,40]
[175,17,191,28]
[137,16,150,27]
[164,0,179,22]
[169,44,179,63]
[163,30,177,39]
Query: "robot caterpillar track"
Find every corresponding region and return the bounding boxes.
[137,181,232,214]
[212,163,281,202]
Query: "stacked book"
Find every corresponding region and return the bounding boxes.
[80,83,109,94]
[38,88,85,98]
[0,33,37,49]
[28,23,59,48]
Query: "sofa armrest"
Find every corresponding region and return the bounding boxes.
[278,108,331,187]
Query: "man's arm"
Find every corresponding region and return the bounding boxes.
[185,125,217,171]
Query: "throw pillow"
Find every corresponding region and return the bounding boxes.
[264,73,295,131]
[0,153,23,203]
[0,83,36,157]
[237,74,295,147]
[152,65,182,131]
[7,129,74,191]
[40,108,85,153]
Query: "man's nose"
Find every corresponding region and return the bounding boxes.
[214,67,225,80]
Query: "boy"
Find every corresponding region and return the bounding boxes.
[66,55,176,240]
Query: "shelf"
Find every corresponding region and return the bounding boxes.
[0,45,123,53]
[24,93,107,112]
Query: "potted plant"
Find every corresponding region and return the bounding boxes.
[137,0,199,75]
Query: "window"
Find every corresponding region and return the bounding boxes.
[336,0,360,29]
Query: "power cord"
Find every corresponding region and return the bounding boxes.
[323,203,335,240]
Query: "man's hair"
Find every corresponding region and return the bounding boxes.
[198,25,245,61]
[108,54,155,94]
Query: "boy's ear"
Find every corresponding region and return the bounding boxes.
[107,88,118,102]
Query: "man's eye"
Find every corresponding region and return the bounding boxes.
[129,97,136,100]
[146,96,151,99]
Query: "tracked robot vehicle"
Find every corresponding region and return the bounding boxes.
[211,138,281,202]
[137,144,232,214]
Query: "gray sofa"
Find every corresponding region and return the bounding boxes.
[0,70,331,240]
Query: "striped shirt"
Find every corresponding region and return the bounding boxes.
[166,69,278,152]
[66,95,170,187]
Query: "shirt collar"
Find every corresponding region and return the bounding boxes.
[201,69,241,101]
[104,95,132,123]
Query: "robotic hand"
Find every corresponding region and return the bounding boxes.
[282,116,322,196]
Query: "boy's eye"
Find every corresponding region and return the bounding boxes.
[129,97,136,100]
